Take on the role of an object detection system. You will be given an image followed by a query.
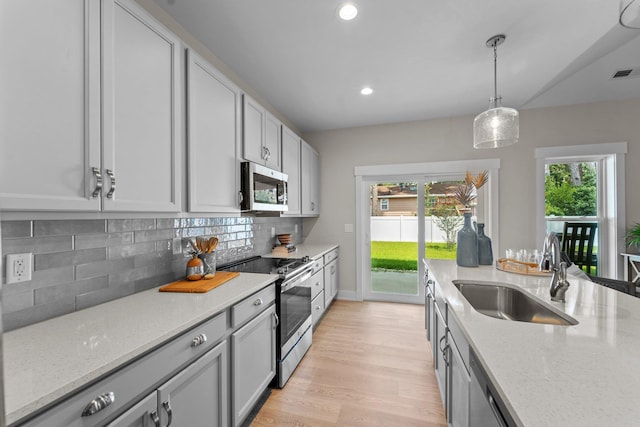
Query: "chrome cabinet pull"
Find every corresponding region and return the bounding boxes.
[81,391,115,416]
[162,400,173,426]
[331,265,336,274]
[91,167,103,198]
[262,146,270,161]
[311,201,315,211]
[254,298,263,306]
[106,169,116,199]
[272,311,279,329]
[149,410,160,427]
[191,333,207,347]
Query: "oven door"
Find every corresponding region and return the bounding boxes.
[279,269,313,351]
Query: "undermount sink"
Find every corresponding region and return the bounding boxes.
[453,281,578,326]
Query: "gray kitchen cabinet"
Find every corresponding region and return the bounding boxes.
[301,140,320,216]
[107,341,228,427]
[155,341,228,427]
[186,49,241,213]
[323,251,339,306]
[310,268,325,327]
[101,0,182,212]
[1,0,182,212]
[281,125,302,215]
[430,273,471,427]
[243,95,281,171]
[19,311,228,427]
[434,301,448,406]
[231,304,277,426]
[0,0,101,211]
[448,330,470,427]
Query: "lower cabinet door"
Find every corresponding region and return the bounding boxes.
[231,305,277,426]
[448,339,470,427]
[156,341,228,427]
[106,392,157,427]
[434,303,447,406]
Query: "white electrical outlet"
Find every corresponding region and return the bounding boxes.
[6,253,32,283]
[271,227,276,238]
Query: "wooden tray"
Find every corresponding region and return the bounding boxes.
[495,258,551,276]
[159,271,240,293]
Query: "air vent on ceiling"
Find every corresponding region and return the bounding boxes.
[612,68,640,79]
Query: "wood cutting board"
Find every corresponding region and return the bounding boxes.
[159,271,240,293]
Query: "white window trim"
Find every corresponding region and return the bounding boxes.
[535,142,627,278]
[354,158,501,302]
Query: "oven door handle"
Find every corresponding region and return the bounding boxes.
[280,269,313,293]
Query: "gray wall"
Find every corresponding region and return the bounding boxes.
[1,216,302,331]
[302,98,640,298]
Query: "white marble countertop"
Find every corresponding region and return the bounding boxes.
[426,259,640,427]
[3,272,276,425]
[263,243,338,260]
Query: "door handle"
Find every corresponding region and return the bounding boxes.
[91,167,103,198]
[162,400,173,426]
[106,169,116,199]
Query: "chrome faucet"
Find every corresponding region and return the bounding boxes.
[539,231,570,302]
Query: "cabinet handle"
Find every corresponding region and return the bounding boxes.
[272,311,279,329]
[311,201,315,211]
[331,265,336,274]
[438,335,447,352]
[149,410,160,427]
[488,394,509,427]
[262,146,271,161]
[81,391,115,416]
[315,281,321,287]
[91,167,103,198]
[191,333,207,348]
[443,343,450,367]
[106,169,116,199]
[162,400,173,426]
[254,298,263,306]
[315,305,321,311]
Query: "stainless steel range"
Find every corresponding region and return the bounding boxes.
[219,256,314,388]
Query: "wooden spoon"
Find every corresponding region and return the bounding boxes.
[208,237,219,252]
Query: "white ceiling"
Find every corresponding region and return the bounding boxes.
[153,0,640,133]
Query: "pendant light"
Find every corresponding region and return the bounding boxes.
[473,34,519,149]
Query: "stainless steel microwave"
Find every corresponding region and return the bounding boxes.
[240,162,288,212]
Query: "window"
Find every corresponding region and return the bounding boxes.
[535,143,627,278]
[380,199,389,211]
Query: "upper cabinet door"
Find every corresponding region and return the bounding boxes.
[242,95,266,165]
[301,140,320,216]
[0,0,101,211]
[101,0,182,212]
[242,95,282,171]
[281,126,301,216]
[186,49,241,213]
[264,112,281,171]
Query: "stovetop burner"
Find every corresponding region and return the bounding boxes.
[219,255,311,279]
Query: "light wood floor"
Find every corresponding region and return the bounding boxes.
[250,300,447,426]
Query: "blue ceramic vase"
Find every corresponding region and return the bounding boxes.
[456,212,478,267]
[477,223,493,265]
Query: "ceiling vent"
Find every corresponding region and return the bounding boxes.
[611,68,640,79]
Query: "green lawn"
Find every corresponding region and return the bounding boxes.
[371,241,456,271]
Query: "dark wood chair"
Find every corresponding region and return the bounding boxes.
[561,222,598,275]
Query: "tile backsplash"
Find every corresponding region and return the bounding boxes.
[1,216,302,331]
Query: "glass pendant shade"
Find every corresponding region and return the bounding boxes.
[473,106,519,149]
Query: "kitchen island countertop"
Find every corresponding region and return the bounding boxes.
[427,259,640,427]
[3,272,276,425]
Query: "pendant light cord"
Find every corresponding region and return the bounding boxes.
[493,42,498,109]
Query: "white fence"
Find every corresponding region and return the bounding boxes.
[371,215,458,243]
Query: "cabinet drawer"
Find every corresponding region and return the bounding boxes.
[323,248,338,264]
[19,311,227,427]
[311,291,326,326]
[310,269,324,300]
[232,284,276,328]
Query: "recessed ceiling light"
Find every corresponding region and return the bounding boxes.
[338,3,358,21]
[361,87,373,95]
